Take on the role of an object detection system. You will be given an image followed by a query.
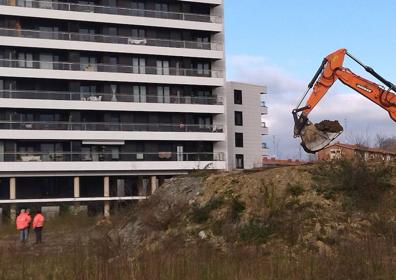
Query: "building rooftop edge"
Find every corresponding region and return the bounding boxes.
[226,80,267,90]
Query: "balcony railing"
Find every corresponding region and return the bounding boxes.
[1,151,225,162]
[0,121,224,133]
[0,28,223,51]
[0,0,222,23]
[0,59,223,78]
[0,90,223,105]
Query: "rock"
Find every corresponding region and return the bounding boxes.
[316,240,332,256]
[314,222,321,235]
[198,230,207,240]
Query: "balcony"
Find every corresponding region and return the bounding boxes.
[0,121,224,133]
[0,90,223,105]
[2,151,225,162]
[0,0,222,24]
[0,59,223,79]
[0,28,223,51]
[261,122,269,135]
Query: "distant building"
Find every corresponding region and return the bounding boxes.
[318,142,396,162]
[226,81,268,170]
[262,157,306,167]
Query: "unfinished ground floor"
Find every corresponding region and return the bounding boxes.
[0,174,172,222]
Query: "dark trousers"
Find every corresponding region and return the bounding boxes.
[34,227,43,243]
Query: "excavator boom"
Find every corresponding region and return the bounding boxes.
[293,49,396,153]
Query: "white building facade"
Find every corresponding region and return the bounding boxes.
[0,0,226,217]
[226,81,268,170]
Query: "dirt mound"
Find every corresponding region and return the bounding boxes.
[116,162,396,256]
[315,120,343,133]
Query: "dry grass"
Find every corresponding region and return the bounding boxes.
[1,235,396,280]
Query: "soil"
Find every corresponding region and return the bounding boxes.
[315,120,343,133]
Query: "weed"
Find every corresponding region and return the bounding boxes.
[286,183,305,197]
[311,159,394,208]
[239,219,272,245]
[190,196,224,224]
[229,197,246,220]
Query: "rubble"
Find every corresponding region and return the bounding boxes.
[315,120,343,133]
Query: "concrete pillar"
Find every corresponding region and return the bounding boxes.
[73,176,80,198]
[151,176,158,194]
[104,176,110,217]
[9,177,16,200]
[9,177,16,221]
[72,176,80,215]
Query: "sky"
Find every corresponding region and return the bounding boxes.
[224,0,396,159]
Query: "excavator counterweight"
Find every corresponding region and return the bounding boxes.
[293,48,396,153]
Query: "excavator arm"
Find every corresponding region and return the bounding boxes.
[293,48,396,153]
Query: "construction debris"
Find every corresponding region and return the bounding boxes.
[315,120,343,133]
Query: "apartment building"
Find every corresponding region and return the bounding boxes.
[226,81,268,170]
[0,0,226,218]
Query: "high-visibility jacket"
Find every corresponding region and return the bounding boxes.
[32,214,45,229]
[16,213,29,230]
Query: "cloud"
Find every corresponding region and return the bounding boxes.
[228,55,305,97]
[227,55,396,159]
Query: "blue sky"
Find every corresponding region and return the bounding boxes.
[225,0,396,159]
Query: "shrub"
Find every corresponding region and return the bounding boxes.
[190,196,224,224]
[229,197,246,221]
[286,183,305,197]
[311,159,394,207]
[239,219,272,245]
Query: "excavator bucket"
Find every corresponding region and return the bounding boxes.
[298,121,343,153]
[293,111,343,153]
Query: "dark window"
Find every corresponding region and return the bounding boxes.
[234,90,242,105]
[236,154,244,169]
[235,133,244,147]
[234,111,243,126]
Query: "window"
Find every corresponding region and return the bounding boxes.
[234,111,243,126]
[157,86,170,103]
[80,56,97,71]
[80,28,95,40]
[156,60,170,75]
[132,58,145,74]
[131,1,144,16]
[18,52,33,68]
[198,117,211,130]
[234,90,242,104]
[235,133,244,147]
[133,85,146,102]
[197,63,210,76]
[155,3,168,12]
[236,154,244,169]
[131,28,145,39]
[330,149,342,160]
[196,36,210,49]
[111,146,120,160]
[131,0,144,9]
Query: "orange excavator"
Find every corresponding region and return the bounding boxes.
[293,48,396,153]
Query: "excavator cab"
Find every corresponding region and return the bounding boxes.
[293,108,343,154]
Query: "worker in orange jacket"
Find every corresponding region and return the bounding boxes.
[32,210,45,244]
[16,209,29,242]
